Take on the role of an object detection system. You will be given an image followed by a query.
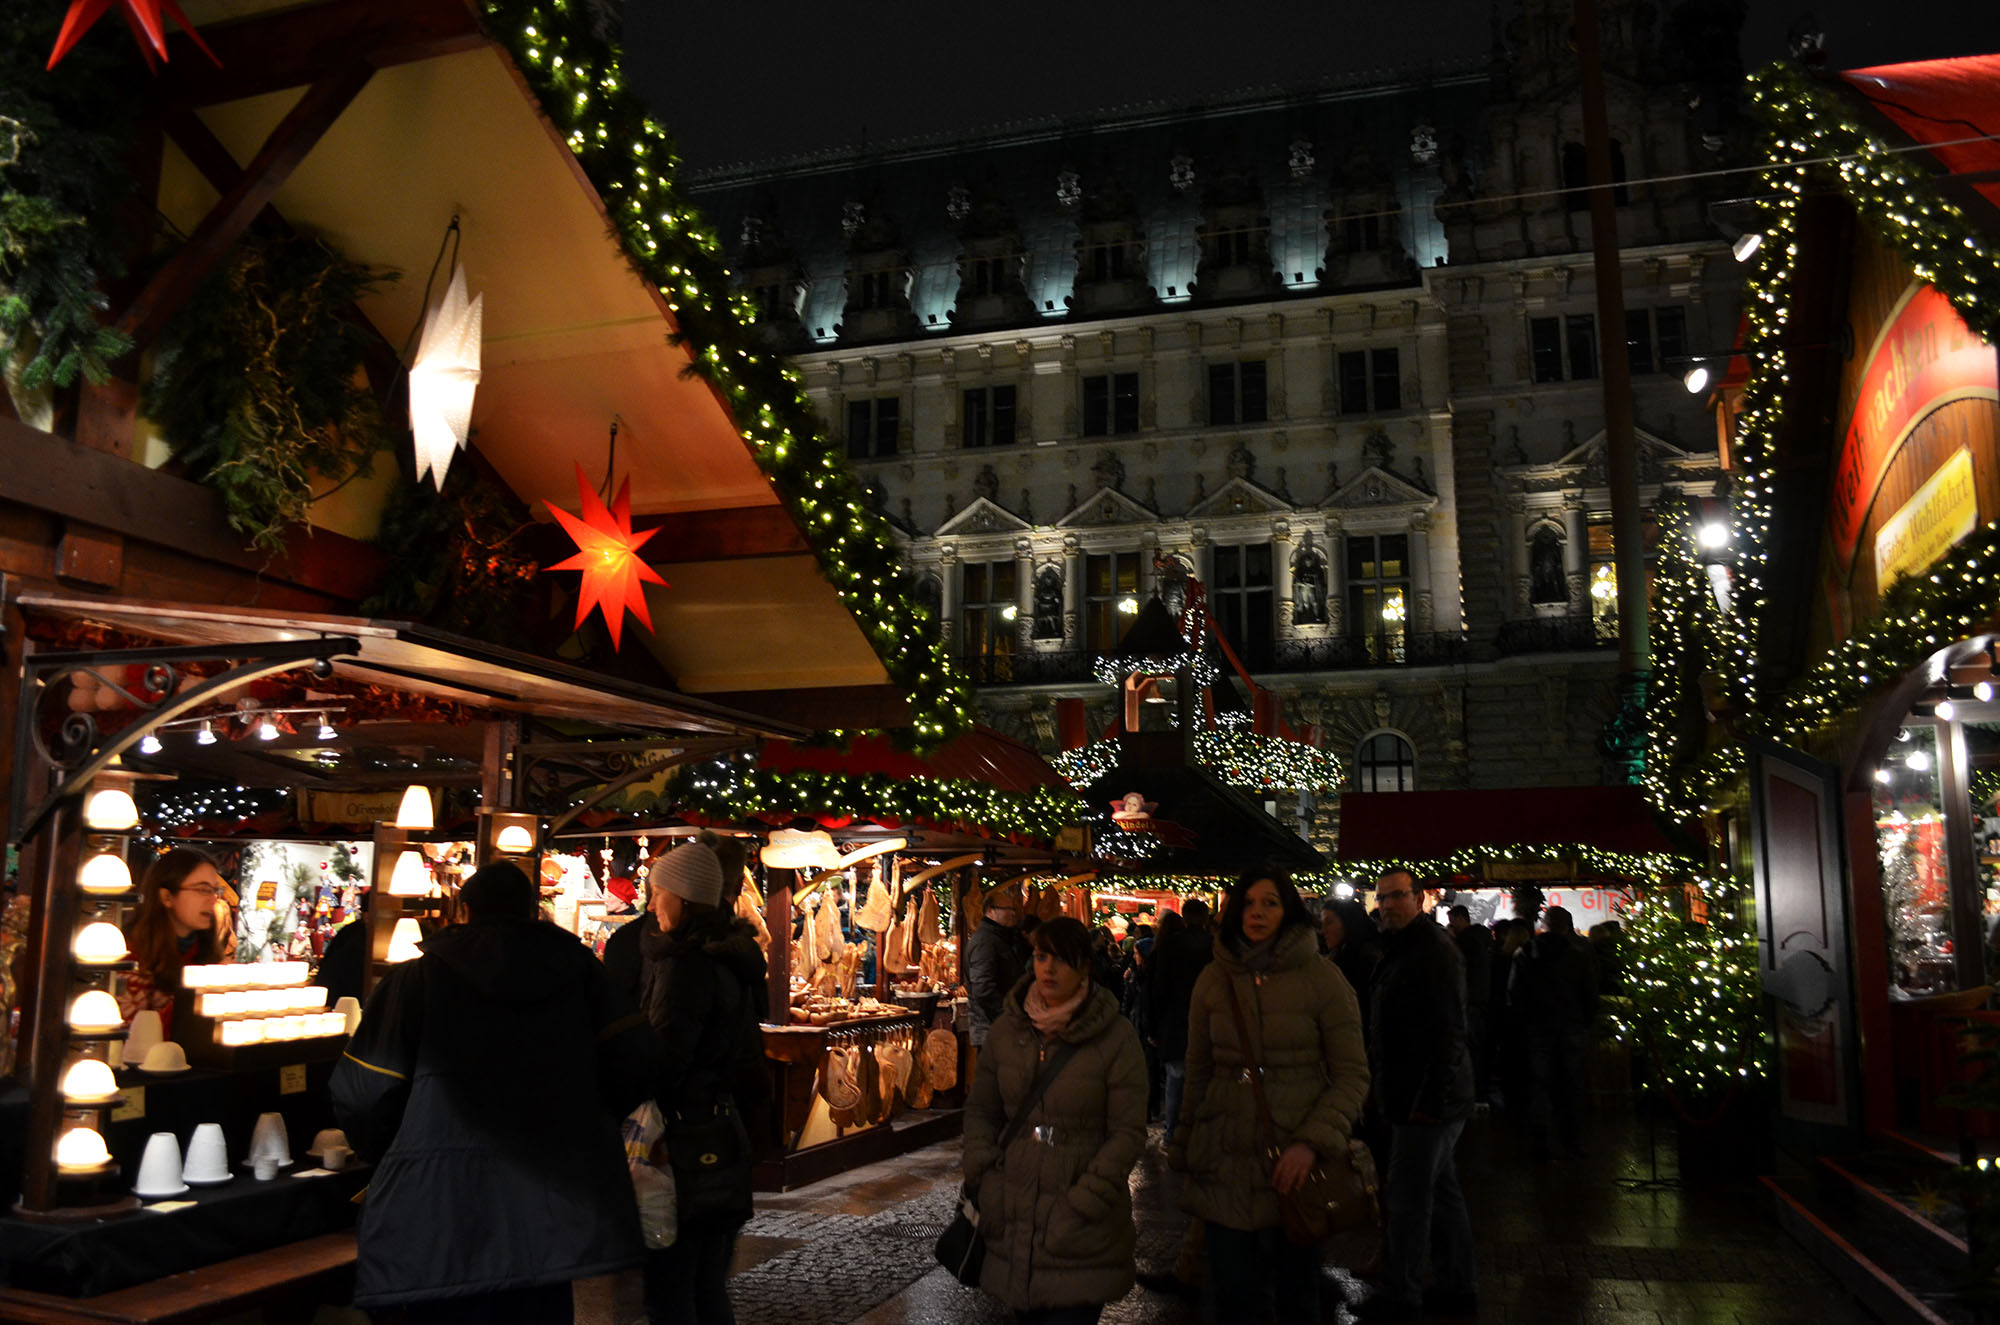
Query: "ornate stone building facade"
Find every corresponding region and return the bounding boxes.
[687,0,1741,838]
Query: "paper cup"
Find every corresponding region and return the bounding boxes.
[183,1122,229,1185]
[252,1155,278,1181]
[133,1132,187,1199]
[124,1010,164,1066]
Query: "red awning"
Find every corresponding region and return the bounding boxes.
[1842,56,2000,216]
[1336,786,1692,864]
[757,725,1068,795]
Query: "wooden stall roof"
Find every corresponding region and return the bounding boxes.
[1336,786,1695,864]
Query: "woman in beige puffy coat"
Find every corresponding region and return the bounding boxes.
[964,915,1148,1324]
[1170,871,1368,1324]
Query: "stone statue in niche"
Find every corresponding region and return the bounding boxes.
[915,572,943,621]
[1226,443,1255,482]
[1033,567,1065,639]
[1093,450,1126,493]
[1292,534,1329,625]
[1363,430,1395,472]
[973,464,998,502]
[1529,526,1568,604]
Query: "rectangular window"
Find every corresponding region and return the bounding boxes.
[1082,372,1141,437]
[1088,244,1127,281]
[962,385,1017,448]
[845,397,898,460]
[1344,532,1411,662]
[1084,551,1141,655]
[1338,348,1401,414]
[1210,543,1274,670]
[1208,361,1268,427]
[1530,315,1598,383]
[1344,213,1381,251]
[1623,306,1691,377]
[961,560,1019,678]
[1586,515,1662,643]
[852,269,896,311]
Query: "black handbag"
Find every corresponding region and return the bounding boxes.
[933,1040,1082,1285]
[667,1097,754,1229]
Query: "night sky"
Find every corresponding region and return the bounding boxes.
[626,0,2000,174]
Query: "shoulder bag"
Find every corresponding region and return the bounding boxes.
[1222,973,1380,1247]
[934,1038,1082,1285]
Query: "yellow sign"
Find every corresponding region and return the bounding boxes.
[1876,447,1977,590]
[280,1064,308,1095]
[1484,859,1575,882]
[112,1087,145,1121]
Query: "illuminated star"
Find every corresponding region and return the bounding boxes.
[1910,1182,1950,1222]
[544,463,667,650]
[47,0,221,71]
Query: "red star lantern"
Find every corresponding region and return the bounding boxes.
[47,0,221,71]
[544,463,667,650]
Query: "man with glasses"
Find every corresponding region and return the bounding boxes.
[1357,870,1478,1323]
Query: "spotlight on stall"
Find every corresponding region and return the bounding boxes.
[1683,363,1711,395]
[1731,232,1763,263]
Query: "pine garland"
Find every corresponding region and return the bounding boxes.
[361,461,540,643]
[1611,885,1769,1113]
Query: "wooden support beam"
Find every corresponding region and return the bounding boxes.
[155,0,487,108]
[116,62,376,353]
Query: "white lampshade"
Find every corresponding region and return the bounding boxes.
[72,922,128,965]
[407,263,484,489]
[67,989,123,1032]
[394,784,434,831]
[386,918,424,963]
[387,850,430,897]
[84,788,139,831]
[495,824,535,854]
[55,1126,111,1172]
[78,852,133,895]
[61,1058,118,1103]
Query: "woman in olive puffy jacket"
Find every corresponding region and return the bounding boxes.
[1170,871,1369,1324]
[964,915,1148,1324]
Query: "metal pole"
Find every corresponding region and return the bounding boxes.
[1574,0,1650,695]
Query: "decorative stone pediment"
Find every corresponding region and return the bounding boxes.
[1186,476,1293,520]
[935,497,1031,537]
[1504,427,1722,491]
[1550,426,1702,471]
[1325,465,1436,512]
[1054,486,1159,528]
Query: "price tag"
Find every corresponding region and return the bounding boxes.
[111,1087,145,1121]
[279,1064,307,1095]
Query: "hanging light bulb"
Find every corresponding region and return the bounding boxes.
[1936,699,1957,722]
[1978,681,1995,703]
[257,716,279,741]
[196,721,217,746]
[1874,766,1892,784]
[61,1058,119,1103]
[1906,748,1932,772]
[138,733,163,755]
[385,918,424,963]
[316,713,337,742]
[78,852,132,895]
[387,851,431,897]
[1682,363,1711,395]
[67,989,123,1032]
[84,788,139,831]
[395,785,434,831]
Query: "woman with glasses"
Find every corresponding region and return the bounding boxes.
[119,847,226,1032]
[1170,870,1368,1324]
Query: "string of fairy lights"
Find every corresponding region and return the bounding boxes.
[482,0,972,750]
[1643,62,2000,824]
[680,758,1084,842]
[1050,732,1343,796]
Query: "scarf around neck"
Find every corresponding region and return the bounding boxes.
[1024,979,1089,1038]
[1233,932,1281,972]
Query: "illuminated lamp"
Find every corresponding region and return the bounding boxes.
[1907,749,1932,772]
[395,785,434,831]
[1683,363,1711,395]
[407,264,484,488]
[78,853,132,895]
[1697,522,1731,552]
[67,989,123,1032]
[196,722,216,746]
[256,717,279,741]
[387,851,431,897]
[385,918,424,964]
[1937,699,1957,722]
[138,733,163,755]
[54,1126,111,1173]
[73,922,128,965]
[495,824,535,855]
[1732,231,1763,262]
[61,1058,118,1103]
[543,462,667,650]
[84,788,139,831]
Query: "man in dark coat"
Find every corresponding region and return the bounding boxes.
[332,862,659,1323]
[1361,871,1477,1324]
[1510,904,1600,1162]
[963,896,1029,1051]
[1446,903,1493,1103]
[1148,897,1214,1142]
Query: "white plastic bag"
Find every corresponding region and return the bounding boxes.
[623,1101,676,1249]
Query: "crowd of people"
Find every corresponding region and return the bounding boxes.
[95,835,1616,1324]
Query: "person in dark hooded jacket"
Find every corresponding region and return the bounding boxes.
[331,862,659,1324]
[639,843,766,1325]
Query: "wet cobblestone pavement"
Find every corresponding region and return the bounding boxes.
[704,1103,1879,1325]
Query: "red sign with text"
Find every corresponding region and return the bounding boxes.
[1829,283,1998,573]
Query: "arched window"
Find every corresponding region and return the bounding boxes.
[1355,731,1416,793]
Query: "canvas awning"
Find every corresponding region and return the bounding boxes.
[758,727,1068,796]
[1841,56,2000,221]
[1336,786,1693,866]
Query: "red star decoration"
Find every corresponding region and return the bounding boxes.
[544,463,667,651]
[47,0,221,71]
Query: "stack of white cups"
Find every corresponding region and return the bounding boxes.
[248,1112,291,1180]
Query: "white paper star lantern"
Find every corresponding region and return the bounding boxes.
[407,263,483,489]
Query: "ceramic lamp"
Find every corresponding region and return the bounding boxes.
[495,823,535,854]
[387,850,430,897]
[78,853,132,894]
[67,989,122,1033]
[72,922,128,965]
[54,1126,111,1172]
[395,784,434,830]
[84,788,139,831]
[60,1058,118,1103]
[385,918,424,964]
